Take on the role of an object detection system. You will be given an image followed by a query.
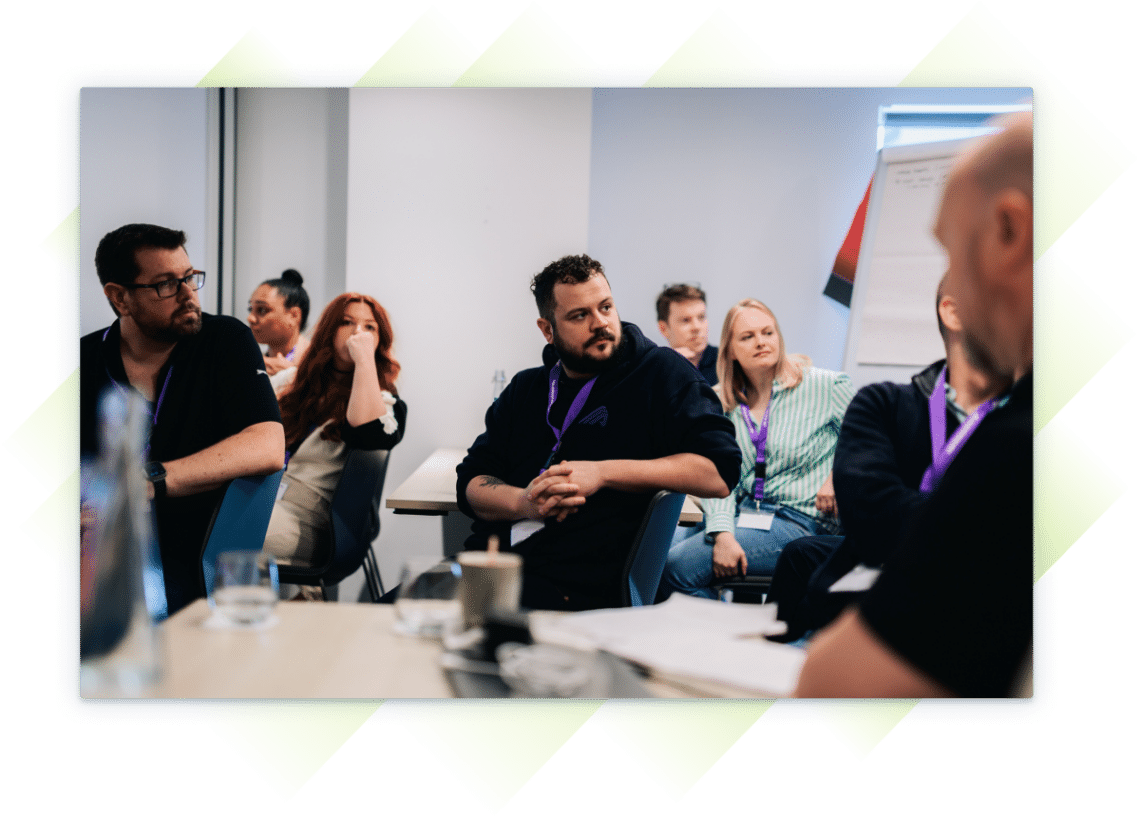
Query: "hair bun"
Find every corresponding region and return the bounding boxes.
[281,268,304,285]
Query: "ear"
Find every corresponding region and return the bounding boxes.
[991,189,1033,272]
[938,296,963,334]
[104,283,130,317]
[657,319,669,339]
[287,305,302,326]
[537,317,554,344]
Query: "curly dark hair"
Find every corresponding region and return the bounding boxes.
[278,292,400,448]
[655,283,706,323]
[530,254,606,323]
[259,268,311,331]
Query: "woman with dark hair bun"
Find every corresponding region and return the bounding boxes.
[248,269,311,392]
[262,292,407,579]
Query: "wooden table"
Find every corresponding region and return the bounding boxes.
[128,599,749,699]
[143,600,453,698]
[387,447,704,524]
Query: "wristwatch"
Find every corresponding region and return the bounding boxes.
[144,461,167,499]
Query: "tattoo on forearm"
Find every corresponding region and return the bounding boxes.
[479,475,507,488]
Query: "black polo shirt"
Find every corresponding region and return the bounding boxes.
[80,314,282,614]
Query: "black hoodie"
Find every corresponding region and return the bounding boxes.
[456,321,740,609]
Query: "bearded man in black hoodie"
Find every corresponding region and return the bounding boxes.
[457,255,741,611]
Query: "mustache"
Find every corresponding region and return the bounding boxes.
[590,329,616,344]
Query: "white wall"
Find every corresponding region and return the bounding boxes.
[344,88,593,587]
[80,88,210,335]
[588,87,1030,372]
[232,88,348,324]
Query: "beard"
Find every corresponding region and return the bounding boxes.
[553,324,624,376]
[138,304,203,344]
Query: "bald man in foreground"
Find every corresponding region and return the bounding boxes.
[795,113,1033,697]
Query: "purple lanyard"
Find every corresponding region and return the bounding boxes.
[739,401,772,503]
[542,363,597,471]
[102,327,173,458]
[920,366,996,492]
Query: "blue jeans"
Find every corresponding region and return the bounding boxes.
[661,501,829,600]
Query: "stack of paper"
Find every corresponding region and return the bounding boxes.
[531,595,806,697]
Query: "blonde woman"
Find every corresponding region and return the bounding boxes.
[661,299,853,599]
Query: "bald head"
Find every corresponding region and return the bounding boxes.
[934,112,1034,381]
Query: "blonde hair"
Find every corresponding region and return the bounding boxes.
[716,299,810,412]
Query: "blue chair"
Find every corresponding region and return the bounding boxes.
[277,448,391,602]
[621,490,686,606]
[200,468,285,597]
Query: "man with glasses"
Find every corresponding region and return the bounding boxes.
[81,223,284,614]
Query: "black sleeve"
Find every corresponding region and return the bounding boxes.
[662,373,741,494]
[215,318,282,435]
[455,380,519,520]
[858,400,1032,697]
[833,384,929,565]
[340,398,407,450]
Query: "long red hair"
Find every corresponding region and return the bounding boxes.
[279,292,400,447]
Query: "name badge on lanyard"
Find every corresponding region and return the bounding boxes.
[920,366,997,492]
[541,362,598,473]
[737,508,775,530]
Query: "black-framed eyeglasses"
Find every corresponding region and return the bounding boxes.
[127,270,206,299]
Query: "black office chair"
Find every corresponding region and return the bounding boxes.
[277,448,391,602]
[711,575,773,604]
[621,490,686,606]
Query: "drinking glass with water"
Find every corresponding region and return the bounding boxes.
[211,551,280,626]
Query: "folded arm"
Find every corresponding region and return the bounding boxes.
[161,421,285,497]
[552,453,731,500]
[464,464,584,523]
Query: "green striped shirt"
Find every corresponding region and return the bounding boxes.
[705,366,854,536]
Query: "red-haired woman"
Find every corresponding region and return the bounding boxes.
[262,293,406,570]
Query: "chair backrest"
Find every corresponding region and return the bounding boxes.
[622,490,686,606]
[277,448,391,589]
[200,468,285,596]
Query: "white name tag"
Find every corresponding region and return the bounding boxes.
[511,520,544,546]
[276,479,289,502]
[737,511,774,530]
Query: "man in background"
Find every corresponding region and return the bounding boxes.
[656,284,718,386]
[457,255,740,610]
[795,112,1033,697]
[81,223,285,614]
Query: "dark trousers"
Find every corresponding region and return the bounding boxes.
[768,535,864,641]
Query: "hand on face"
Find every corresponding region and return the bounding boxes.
[345,325,379,366]
[263,353,293,375]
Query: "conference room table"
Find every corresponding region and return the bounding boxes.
[130,599,760,699]
[386,447,705,523]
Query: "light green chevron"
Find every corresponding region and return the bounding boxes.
[901,5,1130,261]
[377,700,602,806]
[197,31,299,87]
[1033,416,1122,581]
[644,11,769,87]
[595,700,773,795]
[4,371,78,494]
[217,702,381,796]
[39,208,79,279]
[1039,255,1135,435]
[20,467,78,569]
[356,8,478,87]
[454,5,590,87]
[811,701,916,761]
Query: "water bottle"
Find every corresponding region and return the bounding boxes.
[79,388,163,696]
[492,369,507,401]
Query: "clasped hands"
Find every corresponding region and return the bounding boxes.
[520,460,604,523]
